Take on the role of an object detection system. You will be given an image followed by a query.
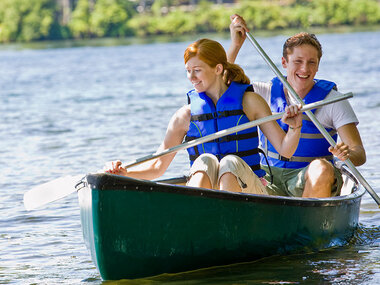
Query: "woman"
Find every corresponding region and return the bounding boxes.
[105,39,302,195]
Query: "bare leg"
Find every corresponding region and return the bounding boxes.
[302,159,335,198]
[187,171,213,189]
[219,172,241,192]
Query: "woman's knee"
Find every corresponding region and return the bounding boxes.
[189,153,219,188]
[219,155,240,170]
[195,153,219,166]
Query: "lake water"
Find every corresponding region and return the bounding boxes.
[0,31,379,284]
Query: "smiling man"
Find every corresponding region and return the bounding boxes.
[228,14,366,198]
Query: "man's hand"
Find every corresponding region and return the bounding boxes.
[230,14,249,49]
[329,142,350,161]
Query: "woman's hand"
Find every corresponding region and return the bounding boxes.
[281,104,302,130]
[104,160,128,176]
[329,142,350,161]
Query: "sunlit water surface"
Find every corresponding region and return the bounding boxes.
[0,31,379,284]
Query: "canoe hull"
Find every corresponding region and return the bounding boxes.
[78,172,364,280]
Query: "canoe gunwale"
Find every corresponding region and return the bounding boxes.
[83,168,364,208]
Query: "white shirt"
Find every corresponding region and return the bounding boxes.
[252,81,359,130]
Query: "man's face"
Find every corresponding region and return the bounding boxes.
[282,44,320,96]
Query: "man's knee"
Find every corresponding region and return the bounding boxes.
[307,159,335,184]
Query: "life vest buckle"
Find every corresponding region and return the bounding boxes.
[278,155,290,162]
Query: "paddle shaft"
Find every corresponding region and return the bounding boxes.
[122,93,352,169]
[23,93,352,211]
[246,32,380,206]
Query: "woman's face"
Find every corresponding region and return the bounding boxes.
[185,55,219,93]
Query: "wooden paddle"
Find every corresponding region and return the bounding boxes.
[245,31,380,206]
[23,93,352,211]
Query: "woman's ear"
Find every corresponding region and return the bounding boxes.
[215,63,224,75]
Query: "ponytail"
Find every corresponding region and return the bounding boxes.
[223,62,250,85]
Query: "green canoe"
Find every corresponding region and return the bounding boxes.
[77,167,364,280]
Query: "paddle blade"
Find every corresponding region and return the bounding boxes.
[23,174,84,211]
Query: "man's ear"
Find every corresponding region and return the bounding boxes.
[281,56,287,68]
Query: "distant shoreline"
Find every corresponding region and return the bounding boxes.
[1,25,379,51]
[1,0,379,44]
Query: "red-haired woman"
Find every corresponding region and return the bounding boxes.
[105,39,302,195]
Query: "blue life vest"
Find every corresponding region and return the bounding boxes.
[260,77,338,169]
[186,81,266,178]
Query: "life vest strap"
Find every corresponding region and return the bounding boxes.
[267,150,333,163]
[191,110,245,121]
[185,130,258,144]
[189,148,260,162]
[190,112,215,121]
[300,130,337,139]
[249,164,261,172]
[218,131,258,142]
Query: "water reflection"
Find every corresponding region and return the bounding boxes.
[106,245,378,284]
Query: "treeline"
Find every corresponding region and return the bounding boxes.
[0,0,380,43]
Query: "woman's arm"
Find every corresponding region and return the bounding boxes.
[105,105,191,180]
[243,92,302,158]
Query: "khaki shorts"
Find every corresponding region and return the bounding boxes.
[188,153,268,195]
[261,163,343,197]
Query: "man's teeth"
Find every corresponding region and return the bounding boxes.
[297,74,309,79]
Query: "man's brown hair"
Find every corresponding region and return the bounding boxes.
[283,32,323,61]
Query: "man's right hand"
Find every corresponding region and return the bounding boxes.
[230,14,249,49]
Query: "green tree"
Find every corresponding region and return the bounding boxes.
[90,0,134,37]
[238,1,287,30]
[1,0,380,43]
[348,0,380,25]
[69,0,92,38]
[0,0,57,42]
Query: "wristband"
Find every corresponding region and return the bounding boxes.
[289,125,302,130]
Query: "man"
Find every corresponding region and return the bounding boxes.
[227,14,366,198]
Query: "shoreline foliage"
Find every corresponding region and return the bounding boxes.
[0,0,379,43]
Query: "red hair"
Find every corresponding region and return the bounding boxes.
[184,38,250,85]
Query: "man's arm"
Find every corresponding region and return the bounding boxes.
[227,14,249,63]
[331,123,366,166]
